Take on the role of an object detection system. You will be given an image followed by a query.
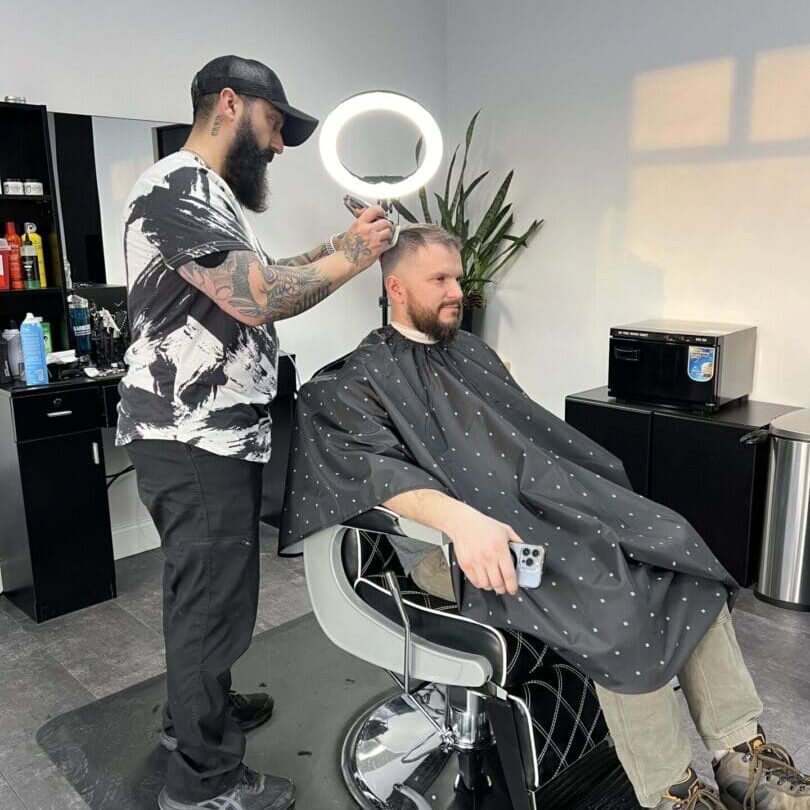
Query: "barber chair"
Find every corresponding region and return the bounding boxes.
[304,506,615,810]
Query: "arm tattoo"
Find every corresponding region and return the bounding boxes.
[178,251,333,324]
[275,242,331,267]
[210,114,224,136]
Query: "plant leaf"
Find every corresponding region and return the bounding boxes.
[464,171,489,199]
[476,203,512,250]
[391,200,418,223]
[443,145,459,207]
[418,186,432,223]
[452,112,480,214]
[472,171,514,244]
[477,214,515,264]
[434,193,453,231]
[481,220,543,279]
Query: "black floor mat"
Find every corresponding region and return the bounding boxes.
[37,612,639,809]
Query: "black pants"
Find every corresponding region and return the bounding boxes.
[127,439,263,802]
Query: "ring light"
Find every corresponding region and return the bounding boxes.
[319,91,443,199]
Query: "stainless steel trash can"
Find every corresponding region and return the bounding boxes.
[756,408,810,611]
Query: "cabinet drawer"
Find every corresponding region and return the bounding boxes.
[12,388,104,441]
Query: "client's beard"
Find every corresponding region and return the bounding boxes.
[222,116,275,213]
[407,299,462,342]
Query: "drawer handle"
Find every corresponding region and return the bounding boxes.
[46,410,74,418]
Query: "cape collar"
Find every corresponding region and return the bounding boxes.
[390,321,438,345]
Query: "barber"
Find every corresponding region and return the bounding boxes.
[116,55,392,810]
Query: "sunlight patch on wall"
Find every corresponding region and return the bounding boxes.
[750,45,810,143]
[631,58,735,151]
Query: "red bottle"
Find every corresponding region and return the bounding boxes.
[0,240,10,290]
[9,246,24,290]
[4,222,21,253]
[4,224,23,290]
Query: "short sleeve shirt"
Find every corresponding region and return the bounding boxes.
[115,151,278,462]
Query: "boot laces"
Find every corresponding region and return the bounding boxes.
[672,781,727,809]
[741,742,810,808]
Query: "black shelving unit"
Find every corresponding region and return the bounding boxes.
[0,101,68,349]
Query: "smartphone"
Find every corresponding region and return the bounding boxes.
[509,541,545,589]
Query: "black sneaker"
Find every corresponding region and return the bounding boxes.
[157,766,294,810]
[160,691,275,752]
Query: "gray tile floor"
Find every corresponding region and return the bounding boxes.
[0,527,807,809]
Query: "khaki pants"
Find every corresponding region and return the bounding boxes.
[595,606,763,807]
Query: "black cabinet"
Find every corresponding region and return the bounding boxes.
[17,429,115,620]
[565,398,651,494]
[0,379,116,621]
[565,387,797,587]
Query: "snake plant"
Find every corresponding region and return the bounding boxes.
[393,111,543,308]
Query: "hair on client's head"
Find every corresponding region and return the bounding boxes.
[380,224,461,278]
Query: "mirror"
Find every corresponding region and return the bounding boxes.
[48,113,190,286]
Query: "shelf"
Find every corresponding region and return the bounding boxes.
[0,194,51,202]
[0,287,63,296]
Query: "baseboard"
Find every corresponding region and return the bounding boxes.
[112,519,160,560]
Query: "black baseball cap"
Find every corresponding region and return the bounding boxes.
[191,55,319,147]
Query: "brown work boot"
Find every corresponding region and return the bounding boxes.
[654,767,727,809]
[714,730,810,809]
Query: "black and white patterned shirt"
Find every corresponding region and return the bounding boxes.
[116,151,278,462]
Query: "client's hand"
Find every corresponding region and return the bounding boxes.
[331,206,393,270]
[445,502,521,596]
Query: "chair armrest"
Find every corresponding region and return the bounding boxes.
[304,525,491,687]
[343,506,447,547]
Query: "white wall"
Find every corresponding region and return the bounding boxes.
[446,0,810,414]
[0,0,447,574]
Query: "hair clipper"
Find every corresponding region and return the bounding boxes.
[342,195,399,249]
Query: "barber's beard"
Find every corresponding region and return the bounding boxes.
[222,116,275,213]
[407,299,462,342]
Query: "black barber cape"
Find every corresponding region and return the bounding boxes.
[279,326,737,694]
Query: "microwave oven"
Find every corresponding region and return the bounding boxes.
[607,319,756,411]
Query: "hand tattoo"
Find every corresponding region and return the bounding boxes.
[334,233,373,266]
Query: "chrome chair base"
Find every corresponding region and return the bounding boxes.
[341,685,515,810]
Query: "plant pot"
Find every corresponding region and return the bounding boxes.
[461,305,485,336]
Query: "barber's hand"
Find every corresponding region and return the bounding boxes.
[445,503,522,596]
[331,206,393,271]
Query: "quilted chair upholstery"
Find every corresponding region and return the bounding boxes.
[343,528,609,787]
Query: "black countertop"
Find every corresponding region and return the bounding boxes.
[0,371,125,399]
[567,386,799,430]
